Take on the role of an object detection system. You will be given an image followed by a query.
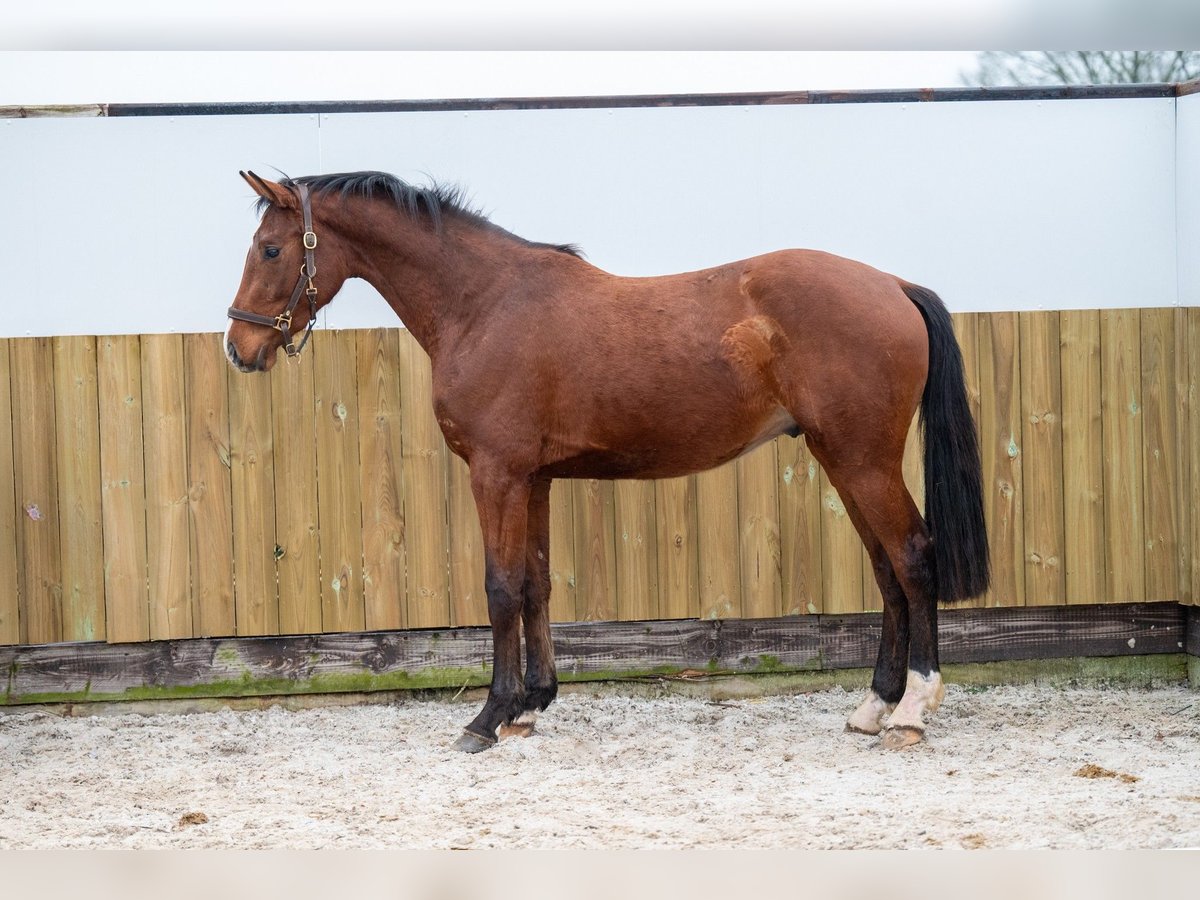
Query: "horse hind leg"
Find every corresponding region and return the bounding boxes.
[807,450,910,736]
[810,442,942,748]
[878,526,944,751]
[845,527,910,736]
[852,473,943,749]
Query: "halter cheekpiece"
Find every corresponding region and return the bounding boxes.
[226,182,320,358]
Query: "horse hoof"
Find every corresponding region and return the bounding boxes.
[881,726,924,750]
[499,722,536,739]
[845,722,882,736]
[452,730,497,753]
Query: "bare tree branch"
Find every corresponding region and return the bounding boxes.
[962,51,1200,87]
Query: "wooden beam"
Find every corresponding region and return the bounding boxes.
[0,602,1186,706]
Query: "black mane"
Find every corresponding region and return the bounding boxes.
[260,170,582,258]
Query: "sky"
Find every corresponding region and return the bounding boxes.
[0,52,985,106]
[3,0,1200,106]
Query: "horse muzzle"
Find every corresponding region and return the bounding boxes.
[225,337,271,373]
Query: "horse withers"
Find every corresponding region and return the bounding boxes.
[225,170,989,752]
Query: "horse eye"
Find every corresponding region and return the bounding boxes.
[264,246,281,259]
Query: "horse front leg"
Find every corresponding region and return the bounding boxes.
[453,464,531,753]
[500,478,556,739]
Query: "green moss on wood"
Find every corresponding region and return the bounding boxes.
[4,665,495,706]
[943,654,1186,688]
[2,653,1190,708]
[752,654,784,673]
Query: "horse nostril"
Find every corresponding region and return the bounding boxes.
[227,340,241,366]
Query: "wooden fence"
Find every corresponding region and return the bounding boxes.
[1,307,1197,647]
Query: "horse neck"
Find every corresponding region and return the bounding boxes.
[337,206,524,361]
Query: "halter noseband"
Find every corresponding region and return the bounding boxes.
[227,182,319,359]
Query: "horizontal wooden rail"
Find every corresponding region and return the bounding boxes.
[0,602,1188,705]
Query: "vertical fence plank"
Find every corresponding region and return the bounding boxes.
[953,313,983,430]
[573,478,617,621]
[695,466,740,619]
[819,468,863,614]
[1175,309,1192,605]
[1100,309,1146,603]
[860,542,877,611]
[356,329,409,630]
[655,475,698,620]
[227,362,278,636]
[1059,310,1106,606]
[270,351,321,636]
[777,437,822,615]
[977,311,1025,607]
[548,480,577,621]
[52,336,105,641]
[0,341,18,644]
[10,339,62,644]
[1190,309,1200,605]
[184,333,236,638]
[614,480,658,621]
[1019,312,1066,606]
[899,412,925,527]
[141,334,193,640]
[97,335,149,643]
[447,454,486,627]
[737,444,782,618]
[397,329,450,628]
[313,330,365,634]
[1140,308,1179,602]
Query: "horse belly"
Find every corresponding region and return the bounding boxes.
[542,404,799,480]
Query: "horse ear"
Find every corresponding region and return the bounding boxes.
[239,170,298,210]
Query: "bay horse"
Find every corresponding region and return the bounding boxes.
[226,170,989,752]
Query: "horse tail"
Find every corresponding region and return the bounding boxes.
[901,282,990,603]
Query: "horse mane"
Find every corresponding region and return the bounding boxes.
[260,170,582,258]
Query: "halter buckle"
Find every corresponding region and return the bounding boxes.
[274,310,293,331]
[303,231,318,250]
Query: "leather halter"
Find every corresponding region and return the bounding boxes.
[227,182,319,358]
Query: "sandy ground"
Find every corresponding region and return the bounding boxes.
[1,683,1197,849]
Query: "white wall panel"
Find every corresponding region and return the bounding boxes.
[1178,92,1200,308]
[1,114,319,337]
[0,97,1186,337]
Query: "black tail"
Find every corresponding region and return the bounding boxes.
[901,283,990,603]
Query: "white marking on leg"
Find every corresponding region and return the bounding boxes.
[846,690,894,735]
[886,669,945,732]
[514,711,538,726]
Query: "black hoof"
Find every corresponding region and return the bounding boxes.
[452,729,497,754]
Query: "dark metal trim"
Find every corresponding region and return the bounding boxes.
[0,83,1187,120]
